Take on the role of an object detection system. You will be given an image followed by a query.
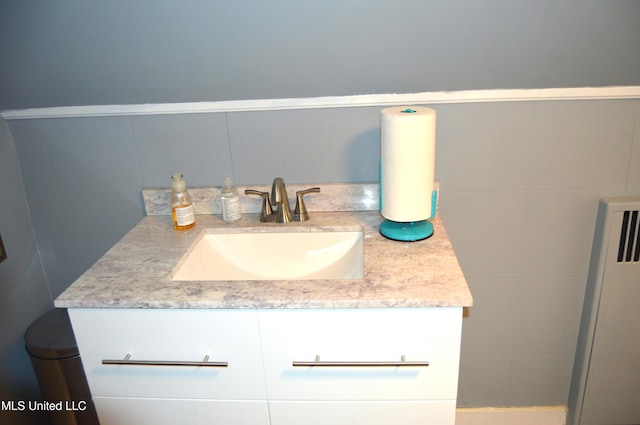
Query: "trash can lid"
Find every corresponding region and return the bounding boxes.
[24,308,79,359]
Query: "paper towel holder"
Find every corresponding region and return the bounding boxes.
[379,105,437,242]
[379,190,438,241]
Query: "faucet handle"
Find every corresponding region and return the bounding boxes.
[244,190,273,222]
[294,187,320,221]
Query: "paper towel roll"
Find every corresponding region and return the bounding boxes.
[380,106,436,222]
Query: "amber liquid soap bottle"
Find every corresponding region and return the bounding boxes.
[171,173,196,230]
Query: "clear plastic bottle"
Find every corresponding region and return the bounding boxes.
[220,177,241,222]
[170,173,195,230]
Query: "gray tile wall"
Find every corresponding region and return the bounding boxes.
[8,98,640,407]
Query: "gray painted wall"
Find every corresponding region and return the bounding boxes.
[7,98,640,408]
[0,119,51,425]
[1,1,639,110]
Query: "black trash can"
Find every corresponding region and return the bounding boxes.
[24,308,99,425]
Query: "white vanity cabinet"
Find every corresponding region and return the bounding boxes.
[69,307,463,425]
[260,307,462,425]
[68,308,270,425]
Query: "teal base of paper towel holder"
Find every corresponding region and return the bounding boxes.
[380,219,433,241]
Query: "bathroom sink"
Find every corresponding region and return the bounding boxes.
[172,228,364,281]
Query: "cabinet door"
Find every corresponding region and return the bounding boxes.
[69,309,266,400]
[268,400,455,425]
[258,308,462,401]
[94,397,270,425]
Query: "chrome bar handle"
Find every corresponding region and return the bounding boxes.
[292,355,429,367]
[102,353,228,367]
[294,187,320,221]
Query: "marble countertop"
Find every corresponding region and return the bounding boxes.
[54,210,472,309]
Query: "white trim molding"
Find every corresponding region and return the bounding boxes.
[3,86,640,120]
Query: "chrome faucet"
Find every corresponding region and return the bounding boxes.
[245,177,320,223]
[271,177,292,223]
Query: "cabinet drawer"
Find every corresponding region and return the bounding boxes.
[94,397,270,425]
[258,308,462,400]
[69,309,266,399]
[268,400,456,425]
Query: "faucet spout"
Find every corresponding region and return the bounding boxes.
[245,177,319,223]
[271,177,292,223]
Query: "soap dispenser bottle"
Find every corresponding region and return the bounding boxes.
[170,173,196,230]
[220,177,241,222]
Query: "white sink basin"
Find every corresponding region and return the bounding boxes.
[172,229,364,281]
